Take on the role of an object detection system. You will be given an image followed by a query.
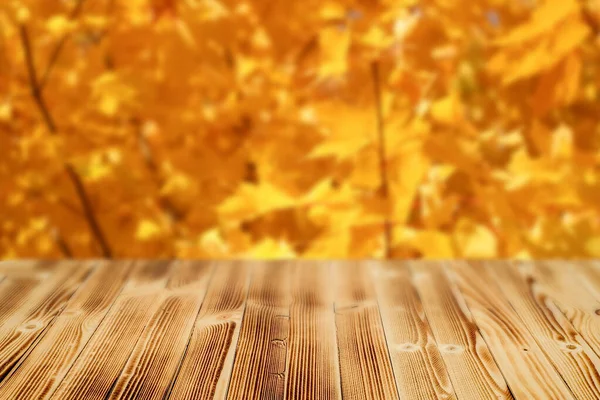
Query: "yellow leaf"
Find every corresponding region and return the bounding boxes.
[318,27,350,77]
[219,182,294,221]
[201,0,229,20]
[348,150,380,190]
[558,52,582,105]
[454,219,498,258]
[244,238,296,259]
[200,229,229,256]
[236,56,260,81]
[495,0,580,46]
[301,179,335,204]
[175,19,196,48]
[46,15,76,37]
[430,93,462,125]
[309,106,374,161]
[490,4,589,85]
[304,228,351,257]
[551,125,574,160]
[161,172,192,196]
[16,7,30,23]
[359,26,393,50]
[585,237,600,257]
[92,73,136,117]
[0,101,12,122]
[320,2,346,20]
[394,12,420,40]
[251,28,271,50]
[546,18,589,68]
[75,149,121,181]
[395,228,455,258]
[391,148,429,224]
[136,219,162,240]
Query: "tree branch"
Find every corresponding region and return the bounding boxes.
[371,61,393,259]
[65,164,112,257]
[51,227,74,257]
[136,125,184,223]
[19,24,113,258]
[19,26,57,133]
[39,0,88,90]
[583,8,600,36]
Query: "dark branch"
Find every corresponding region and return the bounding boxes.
[371,61,393,259]
[136,125,184,222]
[19,23,113,258]
[39,0,88,90]
[583,8,600,36]
[51,227,74,257]
[19,26,57,133]
[65,164,113,258]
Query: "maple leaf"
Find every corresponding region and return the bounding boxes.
[244,238,296,259]
[488,0,590,85]
[3,0,600,260]
[394,228,455,259]
[136,219,162,241]
[318,26,351,78]
[453,218,498,258]
[218,181,295,222]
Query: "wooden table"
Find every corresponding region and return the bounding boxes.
[0,261,599,399]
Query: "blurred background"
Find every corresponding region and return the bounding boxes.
[1,0,600,259]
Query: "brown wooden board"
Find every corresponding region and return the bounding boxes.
[0,260,599,399]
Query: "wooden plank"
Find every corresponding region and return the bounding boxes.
[0,273,43,325]
[410,261,511,400]
[334,261,398,400]
[0,261,133,399]
[372,261,455,400]
[285,262,341,400]
[0,260,53,277]
[106,261,213,400]
[49,261,174,400]
[573,262,600,303]
[0,262,72,324]
[487,261,600,399]
[167,261,250,400]
[0,261,92,381]
[448,261,575,399]
[530,261,600,359]
[226,262,291,400]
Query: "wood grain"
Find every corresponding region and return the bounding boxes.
[106,261,213,400]
[2,260,600,399]
[0,272,42,327]
[0,261,132,400]
[449,261,575,399]
[334,261,398,400]
[167,261,250,400]
[529,261,600,359]
[49,261,174,400]
[0,261,92,381]
[410,261,512,400]
[488,261,600,399]
[573,262,600,303]
[372,261,455,400]
[286,262,341,400]
[0,260,53,278]
[226,262,291,400]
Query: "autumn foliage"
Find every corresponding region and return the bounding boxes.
[2,0,600,259]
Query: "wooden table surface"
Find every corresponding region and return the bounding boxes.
[0,261,599,399]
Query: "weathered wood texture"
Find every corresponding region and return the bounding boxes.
[1,260,600,399]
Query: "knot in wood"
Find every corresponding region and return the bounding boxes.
[396,343,420,352]
[439,344,464,354]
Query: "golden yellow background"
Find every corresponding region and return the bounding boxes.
[1,0,600,259]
